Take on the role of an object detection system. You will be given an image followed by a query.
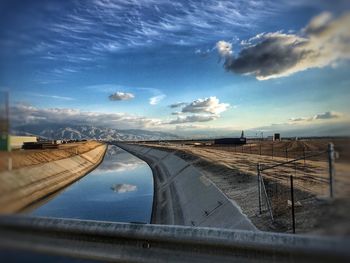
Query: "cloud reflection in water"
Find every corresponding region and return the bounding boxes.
[111,184,137,193]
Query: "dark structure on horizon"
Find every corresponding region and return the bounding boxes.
[273,133,281,141]
[214,130,247,145]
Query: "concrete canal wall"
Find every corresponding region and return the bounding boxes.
[0,143,107,213]
[115,143,256,231]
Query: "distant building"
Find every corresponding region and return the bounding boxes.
[273,133,281,141]
[9,135,37,150]
[214,137,246,145]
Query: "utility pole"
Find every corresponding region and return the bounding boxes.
[257,163,262,214]
[328,143,335,198]
[0,91,11,170]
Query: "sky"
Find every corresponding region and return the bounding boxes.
[1,0,350,137]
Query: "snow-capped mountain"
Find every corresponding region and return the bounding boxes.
[12,124,180,141]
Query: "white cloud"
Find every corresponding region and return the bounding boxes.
[289,111,343,124]
[216,41,233,57]
[149,94,166,105]
[109,92,135,101]
[168,114,217,124]
[166,96,230,125]
[10,0,279,69]
[218,12,350,80]
[289,111,343,123]
[313,111,342,120]
[10,104,161,129]
[182,96,230,115]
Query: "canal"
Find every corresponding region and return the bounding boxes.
[30,145,154,223]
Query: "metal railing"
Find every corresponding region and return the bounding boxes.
[0,215,349,263]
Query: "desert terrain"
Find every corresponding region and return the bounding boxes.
[140,138,350,235]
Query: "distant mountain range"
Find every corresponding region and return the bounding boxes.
[12,124,180,141]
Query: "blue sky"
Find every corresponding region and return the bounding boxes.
[1,0,350,137]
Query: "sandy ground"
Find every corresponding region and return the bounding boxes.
[0,141,102,171]
[142,140,350,235]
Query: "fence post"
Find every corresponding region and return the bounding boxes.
[303,147,306,166]
[261,175,274,221]
[259,143,261,155]
[271,143,274,159]
[285,147,288,161]
[328,143,335,198]
[290,175,296,234]
[257,163,262,214]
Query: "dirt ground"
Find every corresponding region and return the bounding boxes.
[202,138,350,163]
[142,139,350,236]
[0,141,103,171]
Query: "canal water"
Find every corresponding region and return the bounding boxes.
[30,145,154,223]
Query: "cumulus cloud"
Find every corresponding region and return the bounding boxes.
[109,92,135,101]
[10,104,161,129]
[166,97,230,124]
[182,96,230,115]
[216,41,233,57]
[218,12,350,80]
[149,94,166,105]
[168,114,217,124]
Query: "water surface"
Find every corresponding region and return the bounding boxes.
[31,145,153,223]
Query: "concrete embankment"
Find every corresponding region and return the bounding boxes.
[115,143,256,231]
[0,143,107,213]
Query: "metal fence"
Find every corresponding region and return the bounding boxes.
[256,143,335,233]
[211,141,330,162]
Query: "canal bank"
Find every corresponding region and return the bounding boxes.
[114,142,256,231]
[30,145,154,223]
[0,142,107,213]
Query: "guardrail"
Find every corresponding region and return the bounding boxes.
[0,216,349,262]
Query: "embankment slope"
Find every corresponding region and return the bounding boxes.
[0,141,107,213]
[115,142,256,231]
